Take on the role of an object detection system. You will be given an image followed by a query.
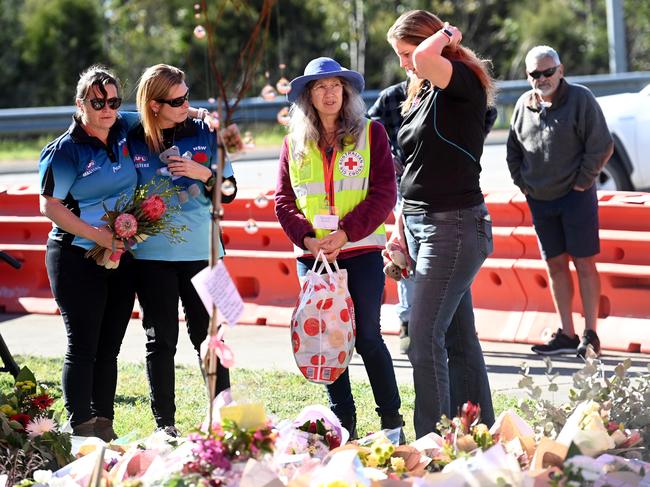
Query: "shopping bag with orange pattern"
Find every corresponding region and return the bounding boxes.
[291,251,356,385]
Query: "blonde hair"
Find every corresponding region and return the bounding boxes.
[387,10,496,114]
[136,64,185,153]
[288,77,367,162]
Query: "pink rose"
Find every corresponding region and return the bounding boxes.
[114,213,138,239]
[141,195,166,221]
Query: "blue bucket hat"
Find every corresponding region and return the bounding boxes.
[288,57,365,103]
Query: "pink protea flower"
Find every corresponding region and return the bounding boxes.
[25,417,56,439]
[114,213,138,239]
[140,195,166,221]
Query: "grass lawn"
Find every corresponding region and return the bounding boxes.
[1,355,523,443]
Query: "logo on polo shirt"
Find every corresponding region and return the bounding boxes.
[133,154,149,168]
[112,163,122,173]
[193,145,207,151]
[82,160,100,177]
[338,151,364,177]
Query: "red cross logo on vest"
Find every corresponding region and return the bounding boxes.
[337,151,364,177]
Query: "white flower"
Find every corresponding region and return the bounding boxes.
[25,417,56,438]
[32,470,53,483]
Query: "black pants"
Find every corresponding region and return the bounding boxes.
[135,259,230,427]
[46,240,135,427]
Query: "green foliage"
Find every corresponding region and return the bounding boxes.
[517,355,650,450]
[0,0,648,108]
[19,0,106,106]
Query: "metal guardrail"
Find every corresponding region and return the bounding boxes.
[0,72,648,136]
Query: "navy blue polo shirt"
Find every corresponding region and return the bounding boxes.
[127,118,233,261]
[39,113,140,250]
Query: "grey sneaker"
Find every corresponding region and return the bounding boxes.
[531,328,579,355]
[399,321,410,354]
[577,329,601,358]
[156,425,181,438]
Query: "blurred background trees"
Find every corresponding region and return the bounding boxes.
[0,0,648,108]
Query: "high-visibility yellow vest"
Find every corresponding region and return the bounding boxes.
[288,119,386,255]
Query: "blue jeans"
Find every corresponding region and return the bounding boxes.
[297,251,401,418]
[404,203,495,438]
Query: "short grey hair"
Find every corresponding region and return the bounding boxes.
[525,45,561,67]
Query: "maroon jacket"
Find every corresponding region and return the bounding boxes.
[275,120,396,260]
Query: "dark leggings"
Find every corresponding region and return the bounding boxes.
[135,259,230,427]
[46,240,136,427]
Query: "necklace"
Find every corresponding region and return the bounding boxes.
[320,130,337,149]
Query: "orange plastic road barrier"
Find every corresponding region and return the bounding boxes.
[224,249,300,307]
[0,185,40,217]
[509,192,533,227]
[222,189,277,222]
[513,226,650,266]
[0,216,50,244]
[221,221,292,252]
[491,226,525,260]
[597,192,650,231]
[513,258,650,318]
[484,191,525,227]
[238,303,295,327]
[0,244,53,314]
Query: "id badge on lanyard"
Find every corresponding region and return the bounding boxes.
[314,206,339,230]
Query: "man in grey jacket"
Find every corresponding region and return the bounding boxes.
[507,45,613,358]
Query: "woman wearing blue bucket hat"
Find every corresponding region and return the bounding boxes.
[275,57,405,442]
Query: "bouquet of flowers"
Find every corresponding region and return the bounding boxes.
[179,418,276,486]
[426,401,496,471]
[85,180,187,269]
[0,367,72,484]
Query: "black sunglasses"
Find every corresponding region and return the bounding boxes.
[528,66,559,80]
[86,97,122,111]
[156,90,190,108]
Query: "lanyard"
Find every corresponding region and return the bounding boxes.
[320,146,336,214]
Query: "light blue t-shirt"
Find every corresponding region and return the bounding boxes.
[128,118,234,261]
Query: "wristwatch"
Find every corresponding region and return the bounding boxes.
[205,171,217,187]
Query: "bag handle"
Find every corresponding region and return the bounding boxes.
[314,249,339,280]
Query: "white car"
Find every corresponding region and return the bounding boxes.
[596,84,650,191]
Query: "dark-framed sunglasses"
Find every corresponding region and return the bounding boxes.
[86,97,122,111]
[528,66,559,79]
[156,90,190,108]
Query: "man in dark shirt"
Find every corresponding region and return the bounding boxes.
[507,45,613,358]
[368,79,412,353]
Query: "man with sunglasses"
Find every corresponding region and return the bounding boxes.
[507,45,613,358]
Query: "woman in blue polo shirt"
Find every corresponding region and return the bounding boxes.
[129,64,236,437]
[39,65,139,441]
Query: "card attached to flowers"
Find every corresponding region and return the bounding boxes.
[191,260,243,325]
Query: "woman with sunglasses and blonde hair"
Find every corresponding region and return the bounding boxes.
[39,65,140,441]
[128,64,236,437]
[387,10,496,438]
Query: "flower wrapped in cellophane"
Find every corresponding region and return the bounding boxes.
[85,180,188,268]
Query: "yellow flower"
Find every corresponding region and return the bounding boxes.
[390,456,406,473]
[0,404,17,416]
[365,453,381,468]
[318,482,352,487]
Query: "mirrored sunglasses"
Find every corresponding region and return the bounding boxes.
[528,66,559,80]
[87,97,122,111]
[156,90,190,108]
